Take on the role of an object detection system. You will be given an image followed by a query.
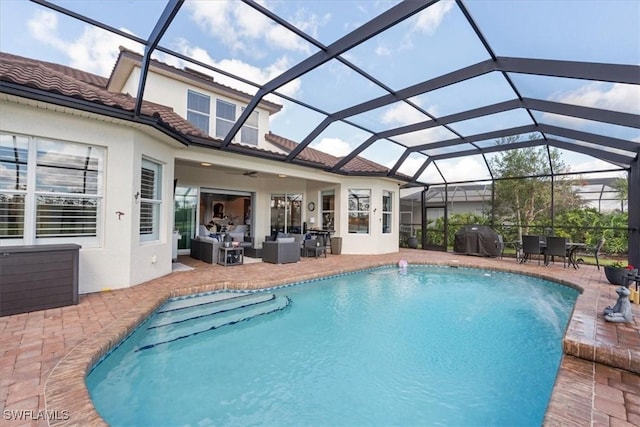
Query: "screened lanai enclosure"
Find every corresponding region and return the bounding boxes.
[2,0,638,264]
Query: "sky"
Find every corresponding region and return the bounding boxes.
[1,0,639,184]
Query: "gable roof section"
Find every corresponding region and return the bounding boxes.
[0,51,210,141]
[0,51,400,179]
[109,47,283,115]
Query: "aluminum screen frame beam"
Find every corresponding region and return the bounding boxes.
[133,0,184,117]
[287,58,639,162]
[221,0,435,148]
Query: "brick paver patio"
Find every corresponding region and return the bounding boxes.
[1,249,638,426]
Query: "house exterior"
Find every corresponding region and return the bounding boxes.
[0,49,403,294]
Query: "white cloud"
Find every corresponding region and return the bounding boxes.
[381,101,430,126]
[375,45,392,57]
[170,39,301,101]
[412,0,454,34]
[394,156,424,177]
[25,8,303,104]
[27,10,141,76]
[437,156,488,182]
[546,83,640,129]
[312,137,352,157]
[552,82,640,113]
[394,127,456,147]
[570,159,627,177]
[185,1,312,58]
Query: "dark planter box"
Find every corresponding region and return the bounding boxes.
[407,237,418,249]
[0,244,81,316]
[604,266,637,286]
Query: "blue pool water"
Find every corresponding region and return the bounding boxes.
[87,266,579,426]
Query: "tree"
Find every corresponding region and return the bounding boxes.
[612,173,629,212]
[489,134,583,240]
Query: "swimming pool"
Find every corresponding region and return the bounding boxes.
[87,266,579,426]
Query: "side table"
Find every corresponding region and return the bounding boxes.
[218,246,244,266]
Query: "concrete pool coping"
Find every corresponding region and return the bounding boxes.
[1,250,638,426]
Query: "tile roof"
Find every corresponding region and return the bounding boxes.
[0,51,396,178]
[0,51,210,139]
[114,47,282,113]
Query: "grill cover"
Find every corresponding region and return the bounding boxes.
[453,225,501,257]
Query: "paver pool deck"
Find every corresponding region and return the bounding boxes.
[1,249,639,426]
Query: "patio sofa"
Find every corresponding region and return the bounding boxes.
[190,236,221,264]
[262,234,302,264]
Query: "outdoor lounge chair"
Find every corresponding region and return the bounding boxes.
[190,236,221,264]
[303,238,327,258]
[262,235,302,264]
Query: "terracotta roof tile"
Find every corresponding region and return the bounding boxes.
[0,51,209,139]
[0,51,402,180]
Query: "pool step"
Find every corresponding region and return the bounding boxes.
[148,293,275,328]
[136,294,290,351]
[156,291,245,314]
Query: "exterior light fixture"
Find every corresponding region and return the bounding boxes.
[200,162,212,166]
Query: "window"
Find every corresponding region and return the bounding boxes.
[270,193,302,234]
[348,189,370,234]
[382,190,393,233]
[0,134,28,239]
[216,99,236,139]
[0,133,104,242]
[321,190,335,230]
[186,90,210,134]
[240,108,259,145]
[140,158,162,242]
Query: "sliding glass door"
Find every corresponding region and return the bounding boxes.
[270,193,302,235]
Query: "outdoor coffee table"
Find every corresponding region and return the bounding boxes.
[218,246,244,266]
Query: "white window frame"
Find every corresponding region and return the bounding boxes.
[140,158,162,243]
[240,107,259,145]
[321,190,335,231]
[215,99,236,140]
[348,189,370,234]
[186,90,210,134]
[0,133,104,246]
[382,190,393,234]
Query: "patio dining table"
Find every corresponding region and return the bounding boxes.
[520,237,585,269]
[566,242,586,269]
[543,242,586,269]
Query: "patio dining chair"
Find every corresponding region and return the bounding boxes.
[575,237,606,270]
[544,236,568,268]
[521,235,544,265]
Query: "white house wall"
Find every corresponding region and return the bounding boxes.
[129,133,175,287]
[0,99,175,294]
[174,147,401,255]
[123,67,274,148]
[335,180,401,255]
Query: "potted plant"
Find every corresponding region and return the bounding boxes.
[604,262,637,286]
[407,235,418,249]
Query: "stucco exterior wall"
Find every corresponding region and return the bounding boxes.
[123,67,274,148]
[174,148,401,255]
[0,100,174,293]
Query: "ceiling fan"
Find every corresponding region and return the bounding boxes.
[225,170,258,178]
